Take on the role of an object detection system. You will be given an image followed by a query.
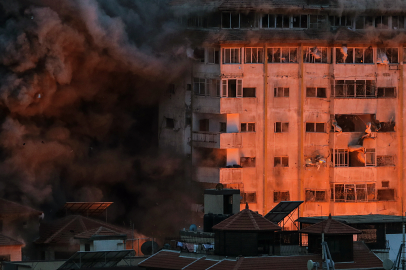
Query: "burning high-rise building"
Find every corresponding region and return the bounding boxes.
[160,0,406,219]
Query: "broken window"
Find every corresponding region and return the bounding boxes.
[334,149,349,167]
[274,87,289,97]
[223,48,241,64]
[382,181,389,188]
[206,12,221,28]
[195,148,227,167]
[220,122,226,132]
[392,16,405,29]
[336,48,373,64]
[306,87,326,98]
[166,118,175,129]
[194,78,206,96]
[333,80,375,98]
[274,156,289,167]
[221,79,242,97]
[305,190,326,202]
[241,192,257,203]
[303,47,328,63]
[222,12,239,28]
[335,114,378,132]
[365,149,376,166]
[245,48,263,63]
[309,15,326,29]
[240,157,256,167]
[377,155,395,166]
[208,48,220,64]
[306,122,325,132]
[241,123,255,132]
[377,87,396,98]
[355,16,373,29]
[199,119,209,132]
[380,121,395,132]
[274,191,290,202]
[274,122,289,133]
[377,189,395,201]
[329,16,352,27]
[375,16,389,29]
[193,48,205,62]
[377,48,398,63]
[262,14,275,28]
[292,15,308,28]
[267,48,298,63]
[240,12,258,28]
[333,183,376,202]
[243,88,256,97]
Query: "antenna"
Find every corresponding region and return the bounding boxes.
[307,260,319,270]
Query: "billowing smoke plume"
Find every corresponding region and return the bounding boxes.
[0,0,200,236]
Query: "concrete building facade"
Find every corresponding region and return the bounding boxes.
[159,0,406,220]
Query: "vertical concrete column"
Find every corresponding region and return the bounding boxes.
[329,46,336,215]
[398,45,404,216]
[298,44,305,205]
[263,44,268,215]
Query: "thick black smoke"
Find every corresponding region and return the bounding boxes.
[0,0,201,236]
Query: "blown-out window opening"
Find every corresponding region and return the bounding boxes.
[331,183,376,202]
[267,47,298,63]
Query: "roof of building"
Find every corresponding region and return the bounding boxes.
[0,198,42,218]
[212,204,281,231]
[0,233,24,246]
[74,226,126,240]
[297,214,406,225]
[138,242,382,269]
[35,215,132,245]
[299,215,362,235]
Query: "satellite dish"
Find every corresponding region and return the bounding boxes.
[383,259,393,270]
[307,260,319,270]
[141,241,159,255]
[215,183,224,190]
[189,224,197,231]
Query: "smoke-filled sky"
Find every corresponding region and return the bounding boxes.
[0,0,200,236]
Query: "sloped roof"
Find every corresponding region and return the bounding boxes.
[0,234,24,246]
[0,198,42,218]
[139,250,196,269]
[212,205,281,231]
[299,215,362,235]
[183,257,217,270]
[35,215,131,244]
[74,226,126,240]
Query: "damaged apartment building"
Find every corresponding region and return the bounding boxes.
[159,0,406,218]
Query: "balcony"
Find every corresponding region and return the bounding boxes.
[193,96,257,114]
[195,167,243,183]
[192,132,255,149]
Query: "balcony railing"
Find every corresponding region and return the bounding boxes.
[192,132,255,148]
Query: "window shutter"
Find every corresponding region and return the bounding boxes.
[237,79,243,97]
[222,80,228,97]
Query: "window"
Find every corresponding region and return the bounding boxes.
[306,87,326,98]
[193,78,206,96]
[305,190,326,202]
[186,84,192,91]
[332,183,375,202]
[274,122,289,132]
[166,118,175,129]
[306,123,325,132]
[329,16,353,27]
[209,79,221,97]
[377,155,395,166]
[240,12,258,28]
[267,48,298,63]
[243,88,256,97]
[223,48,241,64]
[377,189,395,201]
[303,47,328,63]
[333,80,376,98]
[245,48,263,63]
[377,87,396,98]
[240,157,256,167]
[85,243,91,251]
[193,48,205,62]
[309,15,326,29]
[334,149,348,167]
[336,47,373,64]
[365,148,376,166]
[292,15,308,28]
[221,79,242,97]
[392,16,405,29]
[241,123,255,132]
[377,48,398,63]
[199,119,209,132]
[274,156,289,167]
[274,87,289,97]
[375,16,389,29]
[222,12,239,28]
[168,84,175,94]
[208,48,220,64]
[185,116,191,126]
[382,181,389,188]
[355,16,373,29]
[220,122,226,132]
[241,192,257,203]
[274,191,290,202]
[262,14,289,28]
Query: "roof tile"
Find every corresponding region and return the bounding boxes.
[300,215,362,235]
